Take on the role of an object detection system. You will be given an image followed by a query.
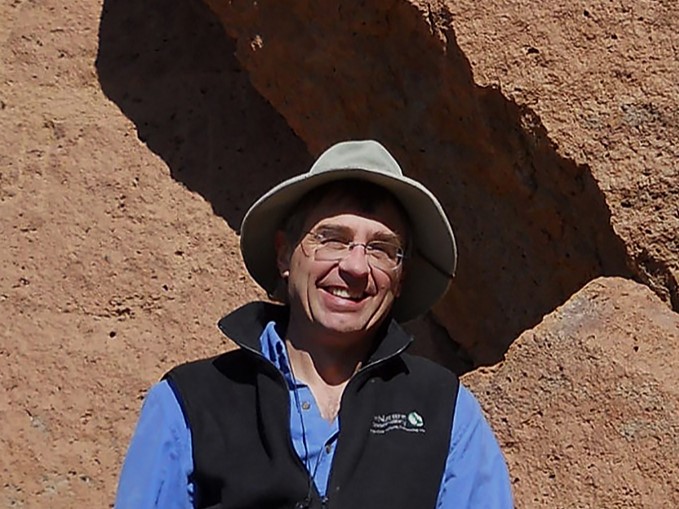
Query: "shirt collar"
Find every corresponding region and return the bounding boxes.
[217,301,413,369]
[259,321,302,389]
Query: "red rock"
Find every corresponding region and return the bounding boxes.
[464,277,679,507]
[1,0,677,507]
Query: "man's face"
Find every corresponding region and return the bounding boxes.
[277,195,407,346]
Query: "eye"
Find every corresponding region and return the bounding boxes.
[314,233,350,250]
[322,239,349,250]
[366,241,402,260]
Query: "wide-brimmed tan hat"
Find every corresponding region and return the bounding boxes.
[240,140,457,322]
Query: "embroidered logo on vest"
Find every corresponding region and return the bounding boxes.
[370,411,426,434]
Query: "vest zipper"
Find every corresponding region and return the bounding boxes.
[237,342,324,505]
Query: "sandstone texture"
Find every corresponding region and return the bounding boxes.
[1,0,678,507]
[1,0,305,506]
[464,277,679,508]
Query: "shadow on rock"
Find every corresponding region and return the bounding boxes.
[95,0,312,230]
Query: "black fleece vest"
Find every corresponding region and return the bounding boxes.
[166,303,459,509]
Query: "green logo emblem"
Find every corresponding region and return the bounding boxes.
[407,411,424,427]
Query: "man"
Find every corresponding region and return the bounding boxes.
[115,140,513,508]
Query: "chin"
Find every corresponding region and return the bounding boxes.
[317,317,368,336]
[315,310,387,339]
[299,293,395,341]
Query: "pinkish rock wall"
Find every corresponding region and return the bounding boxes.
[445,0,679,312]
[465,277,679,507]
[1,0,677,507]
[1,0,306,506]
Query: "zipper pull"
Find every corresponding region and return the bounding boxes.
[321,496,329,508]
[294,497,311,509]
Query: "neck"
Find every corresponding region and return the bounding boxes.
[283,315,389,422]
[284,338,365,387]
[284,320,376,387]
[285,327,374,422]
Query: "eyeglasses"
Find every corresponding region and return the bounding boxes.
[301,231,405,272]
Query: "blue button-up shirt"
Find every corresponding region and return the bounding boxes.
[115,322,513,508]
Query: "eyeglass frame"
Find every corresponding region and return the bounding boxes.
[300,230,406,272]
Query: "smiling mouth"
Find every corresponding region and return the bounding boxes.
[324,286,368,302]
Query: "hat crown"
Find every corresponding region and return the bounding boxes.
[310,140,404,178]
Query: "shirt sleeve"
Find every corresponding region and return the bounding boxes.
[114,379,194,509]
[436,384,514,509]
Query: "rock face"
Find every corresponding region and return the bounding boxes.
[1,0,678,508]
[1,0,305,506]
[464,277,679,507]
[203,0,678,365]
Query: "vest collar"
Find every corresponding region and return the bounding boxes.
[217,301,413,365]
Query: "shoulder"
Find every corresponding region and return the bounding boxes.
[399,352,460,384]
[140,379,188,423]
[163,349,262,422]
[455,384,483,415]
[381,353,460,410]
[121,379,192,461]
[166,349,254,385]
[450,383,497,449]
[438,383,514,507]
[115,380,194,509]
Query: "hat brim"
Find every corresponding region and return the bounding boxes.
[240,168,456,322]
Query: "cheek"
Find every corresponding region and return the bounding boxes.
[377,272,402,297]
[390,271,404,297]
[288,252,321,292]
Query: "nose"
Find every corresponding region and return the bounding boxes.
[337,244,371,278]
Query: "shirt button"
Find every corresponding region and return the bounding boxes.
[301,401,311,410]
[325,444,333,454]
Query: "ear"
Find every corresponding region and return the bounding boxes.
[274,231,291,278]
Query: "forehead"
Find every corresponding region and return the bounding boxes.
[301,192,407,240]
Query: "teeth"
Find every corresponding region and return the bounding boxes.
[328,287,363,300]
